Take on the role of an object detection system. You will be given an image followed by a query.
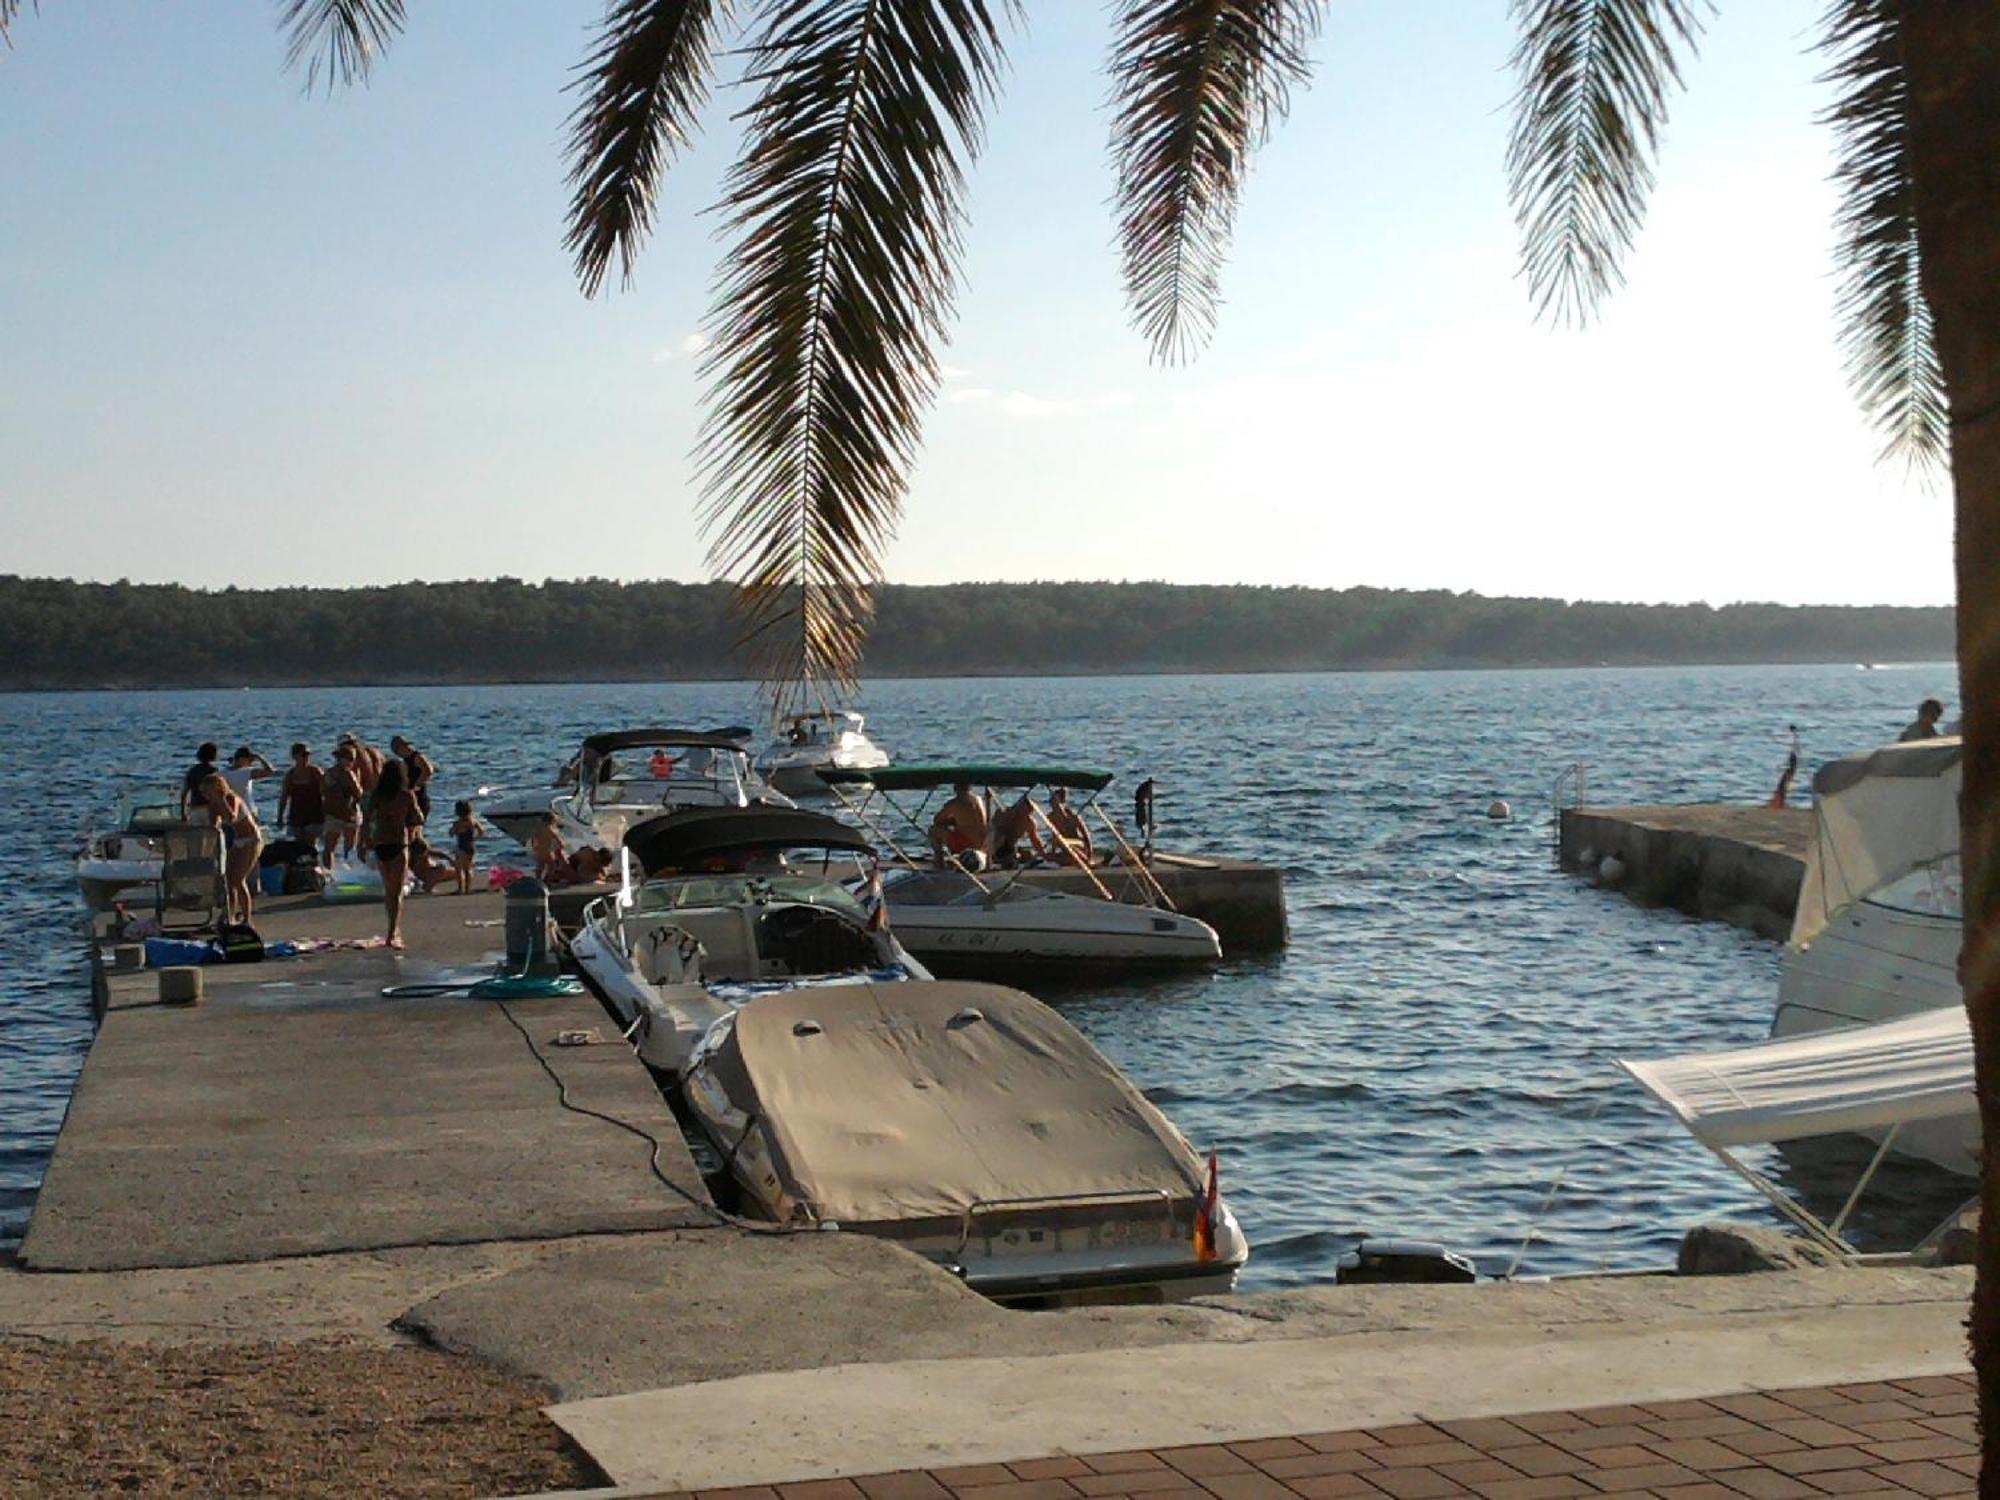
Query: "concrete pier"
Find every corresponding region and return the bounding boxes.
[1558,805,1810,940]
[6,858,1978,1498]
[23,891,714,1272]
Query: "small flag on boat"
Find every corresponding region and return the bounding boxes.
[1193,1151,1220,1262]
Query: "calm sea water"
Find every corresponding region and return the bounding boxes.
[0,664,1965,1287]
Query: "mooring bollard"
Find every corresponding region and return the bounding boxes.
[504,877,561,978]
[158,967,203,1006]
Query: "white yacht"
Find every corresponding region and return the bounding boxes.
[682,978,1251,1304]
[1773,736,1961,1039]
[484,728,790,853]
[755,710,890,797]
[570,806,927,1074]
[74,790,183,908]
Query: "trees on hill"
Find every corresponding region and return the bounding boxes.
[0,575,1953,689]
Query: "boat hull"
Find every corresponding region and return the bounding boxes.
[884,891,1222,974]
[1774,898,1969,1175]
[75,856,161,908]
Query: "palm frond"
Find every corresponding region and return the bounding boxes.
[1818,0,1947,473]
[698,0,1014,712]
[277,0,406,93]
[1109,0,1326,364]
[1506,0,1709,325]
[565,0,728,299]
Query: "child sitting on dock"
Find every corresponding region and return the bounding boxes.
[449,801,482,895]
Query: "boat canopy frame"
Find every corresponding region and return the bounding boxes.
[819,764,1114,794]
[1619,1006,1978,1259]
[819,764,1176,912]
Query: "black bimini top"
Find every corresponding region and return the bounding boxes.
[582,727,750,755]
[624,806,875,873]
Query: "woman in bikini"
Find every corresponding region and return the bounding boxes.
[200,771,264,924]
[367,759,423,949]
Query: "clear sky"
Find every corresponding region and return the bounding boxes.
[0,1,1953,606]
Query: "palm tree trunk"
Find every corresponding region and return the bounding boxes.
[1899,2,2000,1486]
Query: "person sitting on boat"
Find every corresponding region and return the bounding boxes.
[570,845,615,884]
[649,748,676,778]
[928,782,990,869]
[1046,787,1094,868]
[1899,698,1947,742]
[992,794,1044,869]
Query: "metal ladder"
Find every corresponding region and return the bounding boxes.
[1550,762,1588,859]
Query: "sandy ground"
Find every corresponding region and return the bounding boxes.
[0,1336,600,1499]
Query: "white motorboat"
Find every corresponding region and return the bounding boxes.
[570,806,928,1074]
[681,978,1251,1304]
[1622,1006,1979,1262]
[1773,736,1961,1039]
[820,764,1217,975]
[74,790,183,907]
[483,727,790,853]
[880,868,1220,973]
[754,710,890,797]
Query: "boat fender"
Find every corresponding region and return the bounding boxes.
[1597,854,1626,887]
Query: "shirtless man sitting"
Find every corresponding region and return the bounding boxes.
[928,782,990,869]
[1046,786,1094,867]
[992,794,1044,869]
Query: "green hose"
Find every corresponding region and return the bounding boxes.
[467,974,585,999]
[381,972,584,1000]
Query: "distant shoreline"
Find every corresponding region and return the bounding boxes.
[2,575,1954,693]
[1,655,1958,696]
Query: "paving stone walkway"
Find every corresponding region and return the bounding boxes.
[636,1373,1979,1500]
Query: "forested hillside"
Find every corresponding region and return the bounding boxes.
[0,575,1954,690]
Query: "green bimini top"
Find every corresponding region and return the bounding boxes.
[818,764,1114,793]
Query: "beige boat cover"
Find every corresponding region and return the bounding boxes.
[698,981,1206,1224]
[1792,737,1961,949]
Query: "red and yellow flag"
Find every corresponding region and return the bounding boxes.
[1193,1151,1220,1262]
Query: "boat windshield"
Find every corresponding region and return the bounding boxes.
[634,873,866,921]
[1863,858,1962,920]
[593,746,750,803]
[119,793,183,833]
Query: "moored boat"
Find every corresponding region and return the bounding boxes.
[570,805,927,1073]
[754,710,890,797]
[820,764,1219,975]
[1773,735,1961,1040]
[681,977,1250,1303]
[74,790,183,907]
[483,728,791,852]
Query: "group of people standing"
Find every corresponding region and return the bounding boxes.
[178,733,482,949]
